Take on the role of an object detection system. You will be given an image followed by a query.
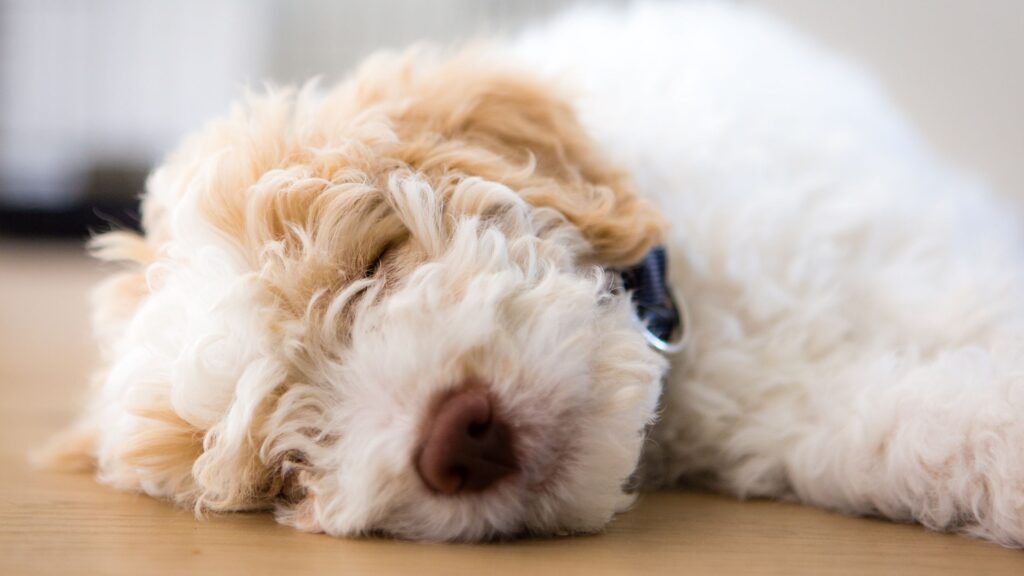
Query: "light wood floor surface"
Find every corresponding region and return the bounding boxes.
[2,242,1022,575]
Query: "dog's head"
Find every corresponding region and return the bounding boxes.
[91,49,668,540]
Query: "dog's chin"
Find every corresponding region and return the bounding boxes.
[359,454,645,542]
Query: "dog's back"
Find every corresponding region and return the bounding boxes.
[517,1,1024,546]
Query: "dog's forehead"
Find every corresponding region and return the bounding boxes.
[157,50,662,274]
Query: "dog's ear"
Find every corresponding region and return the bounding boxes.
[33,231,154,474]
[391,56,668,267]
[88,231,155,348]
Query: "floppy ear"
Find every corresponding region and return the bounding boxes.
[387,54,668,267]
[465,77,667,266]
[34,231,153,473]
[41,229,283,512]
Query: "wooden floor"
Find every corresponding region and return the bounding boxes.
[2,241,1023,576]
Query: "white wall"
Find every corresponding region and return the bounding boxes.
[0,0,271,206]
[752,0,1024,200]
[267,0,594,84]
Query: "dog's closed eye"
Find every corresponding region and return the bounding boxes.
[363,255,383,279]
[363,246,391,279]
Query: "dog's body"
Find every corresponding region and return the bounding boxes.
[518,4,1024,546]
[50,3,1024,545]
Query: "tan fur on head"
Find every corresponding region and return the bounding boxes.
[179,48,664,268]
[47,47,667,540]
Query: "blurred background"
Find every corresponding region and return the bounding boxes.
[0,0,1022,238]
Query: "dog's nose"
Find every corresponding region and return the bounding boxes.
[415,389,517,495]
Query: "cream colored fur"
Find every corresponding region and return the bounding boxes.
[48,2,1024,546]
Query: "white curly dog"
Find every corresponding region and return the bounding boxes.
[46,2,1024,546]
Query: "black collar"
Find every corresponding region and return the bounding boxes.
[619,246,688,353]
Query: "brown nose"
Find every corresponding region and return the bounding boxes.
[415,389,517,495]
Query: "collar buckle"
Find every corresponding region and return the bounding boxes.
[619,246,689,354]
